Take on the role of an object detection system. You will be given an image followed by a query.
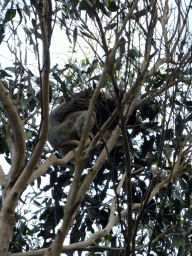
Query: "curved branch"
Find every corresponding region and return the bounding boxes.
[27,153,74,185]
[0,165,5,186]
[2,0,52,215]
[0,81,26,181]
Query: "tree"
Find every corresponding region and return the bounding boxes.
[0,0,192,255]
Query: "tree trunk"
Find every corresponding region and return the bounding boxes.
[0,206,17,255]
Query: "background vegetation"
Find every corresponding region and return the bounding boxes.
[0,0,192,255]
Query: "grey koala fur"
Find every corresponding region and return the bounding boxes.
[48,90,96,156]
[48,103,96,157]
[48,89,119,157]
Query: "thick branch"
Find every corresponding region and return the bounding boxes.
[1,0,52,226]
[0,81,26,181]
[0,165,5,186]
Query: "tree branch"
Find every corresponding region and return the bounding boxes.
[0,81,26,184]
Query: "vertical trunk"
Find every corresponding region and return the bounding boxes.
[0,206,17,255]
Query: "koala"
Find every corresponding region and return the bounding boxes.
[48,90,97,156]
[48,103,96,157]
[48,89,134,157]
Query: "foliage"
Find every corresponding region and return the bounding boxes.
[0,0,192,256]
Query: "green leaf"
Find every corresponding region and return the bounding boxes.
[66,27,72,44]
[5,67,17,74]
[81,31,94,39]
[30,28,42,39]
[120,38,125,56]
[107,0,118,12]
[79,0,94,18]
[164,144,172,160]
[0,69,12,79]
[16,4,23,25]
[103,0,109,7]
[73,26,78,50]
[128,47,142,59]
[115,57,121,70]
[4,9,16,24]
[104,22,117,30]
[0,26,5,45]
[23,27,31,36]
